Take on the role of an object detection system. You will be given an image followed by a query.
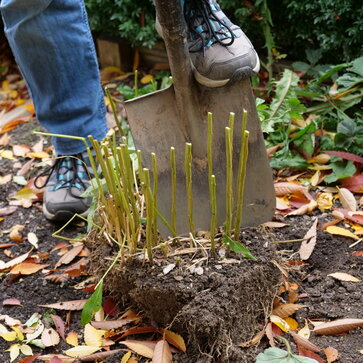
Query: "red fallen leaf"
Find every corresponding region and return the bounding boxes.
[18,354,41,363]
[64,257,88,277]
[289,196,310,209]
[3,298,21,306]
[103,296,119,316]
[271,323,283,336]
[297,344,324,363]
[48,357,64,363]
[287,260,308,266]
[341,174,363,193]
[82,284,97,293]
[352,251,363,256]
[114,326,158,340]
[50,242,69,253]
[333,208,363,225]
[324,150,363,164]
[51,314,66,341]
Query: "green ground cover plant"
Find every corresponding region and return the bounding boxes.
[257,55,363,183]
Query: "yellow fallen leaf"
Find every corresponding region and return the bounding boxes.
[328,272,360,282]
[310,170,321,187]
[284,317,299,331]
[140,74,154,84]
[0,330,17,341]
[27,151,50,159]
[308,153,330,164]
[120,351,132,363]
[0,150,15,160]
[64,345,100,358]
[21,104,35,114]
[325,226,359,240]
[6,343,20,362]
[19,344,33,355]
[270,315,290,333]
[2,80,11,91]
[84,323,105,347]
[12,326,24,341]
[66,331,79,346]
[317,192,333,211]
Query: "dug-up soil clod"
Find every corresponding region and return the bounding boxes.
[86,233,282,363]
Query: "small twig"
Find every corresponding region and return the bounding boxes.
[271,238,309,244]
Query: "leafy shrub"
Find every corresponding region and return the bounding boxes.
[85,0,159,48]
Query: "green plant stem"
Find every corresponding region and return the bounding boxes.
[225,127,233,235]
[184,143,195,237]
[134,70,139,97]
[233,126,249,238]
[143,168,154,263]
[170,147,177,236]
[137,149,143,184]
[151,152,159,239]
[105,87,124,137]
[207,112,213,184]
[210,174,217,256]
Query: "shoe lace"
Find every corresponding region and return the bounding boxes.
[184,0,235,52]
[34,154,90,198]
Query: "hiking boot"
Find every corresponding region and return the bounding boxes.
[35,152,93,221]
[156,0,260,88]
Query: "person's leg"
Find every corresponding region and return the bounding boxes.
[0,0,108,155]
[1,0,108,220]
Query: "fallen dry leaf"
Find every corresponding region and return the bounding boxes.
[313,318,363,335]
[262,221,288,228]
[38,354,75,362]
[64,346,100,358]
[9,224,25,242]
[317,192,333,211]
[325,226,359,240]
[91,318,137,330]
[298,319,311,340]
[272,303,305,319]
[55,243,84,268]
[0,205,17,216]
[10,262,49,275]
[152,340,172,363]
[274,182,307,196]
[338,188,357,212]
[162,329,186,352]
[44,274,70,284]
[324,346,339,363]
[287,199,317,216]
[290,331,321,353]
[120,352,132,363]
[27,233,39,249]
[84,323,105,347]
[51,315,65,341]
[79,349,123,362]
[3,298,21,306]
[39,300,87,311]
[12,144,31,157]
[65,331,79,346]
[0,174,12,185]
[0,251,30,270]
[238,329,265,348]
[297,344,324,363]
[121,340,156,359]
[270,315,290,332]
[327,272,360,282]
[41,327,60,347]
[265,322,275,347]
[299,218,318,260]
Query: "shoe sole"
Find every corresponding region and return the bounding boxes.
[43,204,89,222]
[192,56,261,88]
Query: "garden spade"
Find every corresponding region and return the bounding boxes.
[125,0,275,237]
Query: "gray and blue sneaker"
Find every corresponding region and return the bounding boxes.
[35,152,93,221]
[185,0,260,87]
[156,0,260,88]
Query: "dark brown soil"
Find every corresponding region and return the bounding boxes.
[0,122,362,363]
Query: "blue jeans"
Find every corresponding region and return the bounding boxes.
[0,0,108,155]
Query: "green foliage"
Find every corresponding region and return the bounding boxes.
[258,56,363,179]
[85,0,159,48]
[219,0,363,64]
[255,347,318,362]
[81,281,103,326]
[222,235,257,260]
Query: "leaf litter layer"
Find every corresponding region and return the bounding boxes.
[86,231,282,363]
